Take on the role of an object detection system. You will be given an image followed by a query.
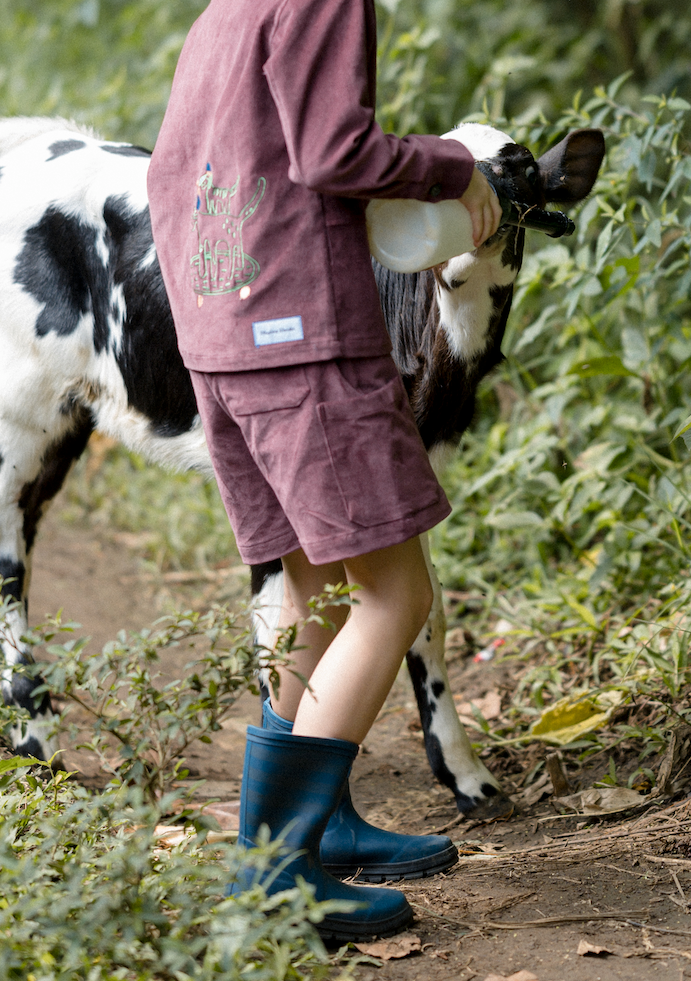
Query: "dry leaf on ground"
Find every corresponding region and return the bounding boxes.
[353,933,421,960]
[483,971,539,981]
[530,690,624,745]
[554,787,648,815]
[511,770,551,807]
[454,690,502,724]
[577,939,614,956]
[202,800,241,830]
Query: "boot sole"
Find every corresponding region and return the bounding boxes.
[323,842,458,883]
[316,905,414,945]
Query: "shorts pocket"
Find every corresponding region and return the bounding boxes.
[225,366,310,416]
[317,377,441,528]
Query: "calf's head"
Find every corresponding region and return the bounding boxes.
[377,124,605,451]
[432,124,605,352]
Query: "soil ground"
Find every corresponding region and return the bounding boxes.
[27,490,691,981]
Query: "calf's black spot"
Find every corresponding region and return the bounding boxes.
[101,144,151,158]
[0,557,25,601]
[431,680,445,700]
[104,195,198,437]
[14,207,110,348]
[47,139,86,160]
[251,559,283,597]
[13,734,46,759]
[9,671,50,715]
[19,410,94,555]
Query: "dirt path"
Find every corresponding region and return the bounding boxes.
[28,493,691,981]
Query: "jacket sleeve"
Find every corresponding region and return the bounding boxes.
[263,0,474,202]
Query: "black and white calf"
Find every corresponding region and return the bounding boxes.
[0,117,604,816]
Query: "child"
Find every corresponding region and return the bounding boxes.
[148,0,501,943]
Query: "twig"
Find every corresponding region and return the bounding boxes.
[546,752,571,796]
[428,813,469,835]
[625,919,691,940]
[594,862,658,879]
[477,910,651,931]
[409,903,651,932]
[484,892,537,917]
[672,869,687,898]
[644,854,691,868]
[408,902,476,932]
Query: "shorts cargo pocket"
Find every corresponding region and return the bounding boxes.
[317,377,440,528]
[225,366,310,416]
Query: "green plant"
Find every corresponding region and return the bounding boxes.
[61,444,237,576]
[0,770,346,981]
[434,84,691,610]
[0,590,358,980]
[17,585,353,804]
[5,0,691,147]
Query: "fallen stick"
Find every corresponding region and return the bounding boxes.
[643,853,691,868]
[625,919,691,940]
[409,903,652,932]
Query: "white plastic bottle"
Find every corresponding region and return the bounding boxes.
[366,196,476,274]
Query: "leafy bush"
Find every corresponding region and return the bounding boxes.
[0,0,206,146]
[376,0,691,135]
[60,440,237,575]
[0,768,342,981]
[0,591,356,980]
[430,83,691,756]
[4,0,691,146]
[434,82,691,606]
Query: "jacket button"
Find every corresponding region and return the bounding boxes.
[429,183,442,198]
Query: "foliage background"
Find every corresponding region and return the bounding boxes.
[3,0,691,727]
[2,0,691,974]
[1,0,691,752]
[2,0,690,146]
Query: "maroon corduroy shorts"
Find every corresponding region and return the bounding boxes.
[190,355,450,566]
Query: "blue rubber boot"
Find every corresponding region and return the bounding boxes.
[263,700,458,883]
[228,726,413,943]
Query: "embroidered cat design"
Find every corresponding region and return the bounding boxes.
[190,165,266,296]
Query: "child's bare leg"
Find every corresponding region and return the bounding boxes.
[291,537,433,745]
[270,549,348,721]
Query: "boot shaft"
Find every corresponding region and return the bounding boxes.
[240,725,358,853]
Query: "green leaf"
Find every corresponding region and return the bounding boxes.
[0,757,38,774]
[569,356,638,379]
[673,413,691,441]
[562,595,599,630]
[601,255,640,296]
[485,511,545,530]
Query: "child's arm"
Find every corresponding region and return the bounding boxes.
[265,0,476,206]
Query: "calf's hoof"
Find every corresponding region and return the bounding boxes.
[458,787,514,822]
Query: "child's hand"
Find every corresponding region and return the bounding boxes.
[459,168,503,248]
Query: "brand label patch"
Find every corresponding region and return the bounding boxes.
[252,316,304,347]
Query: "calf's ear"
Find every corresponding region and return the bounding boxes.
[538,129,605,204]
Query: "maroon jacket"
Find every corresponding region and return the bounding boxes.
[148,0,475,372]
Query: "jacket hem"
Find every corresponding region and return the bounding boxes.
[179,338,393,372]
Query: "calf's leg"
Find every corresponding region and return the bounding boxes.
[406,534,513,818]
[0,410,93,761]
